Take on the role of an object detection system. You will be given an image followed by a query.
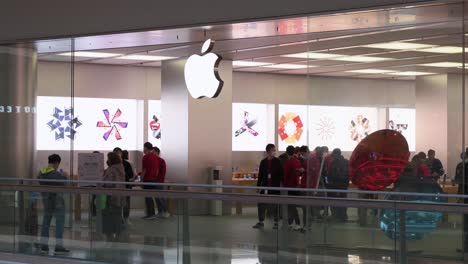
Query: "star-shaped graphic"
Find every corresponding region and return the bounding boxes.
[234,111,259,137]
[316,117,335,140]
[96,109,128,141]
[46,107,82,141]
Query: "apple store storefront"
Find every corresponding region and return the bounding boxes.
[3,1,468,263]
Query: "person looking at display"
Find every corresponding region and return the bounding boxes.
[306,147,327,222]
[252,144,283,230]
[325,148,349,222]
[38,154,69,255]
[141,142,161,220]
[299,145,310,168]
[414,153,430,177]
[283,145,304,230]
[113,147,134,224]
[153,146,170,218]
[427,149,444,179]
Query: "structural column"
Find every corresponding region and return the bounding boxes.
[161,58,233,215]
[415,73,464,178]
[0,45,37,179]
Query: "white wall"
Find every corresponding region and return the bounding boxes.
[416,75,448,175]
[37,61,417,175]
[37,62,161,175]
[232,72,415,170]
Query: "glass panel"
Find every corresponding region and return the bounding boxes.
[0,190,17,253]
[88,193,180,263]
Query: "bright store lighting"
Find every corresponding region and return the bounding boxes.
[263,64,310,69]
[232,60,271,67]
[334,56,392,62]
[347,69,396,74]
[387,71,434,76]
[418,46,463,54]
[58,52,121,58]
[283,52,341,59]
[118,55,175,61]
[420,62,463,68]
[364,42,434,50]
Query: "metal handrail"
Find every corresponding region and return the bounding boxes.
[1,183,468,214]
[1,177,465,199]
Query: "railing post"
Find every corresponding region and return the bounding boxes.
[399,209,407,264]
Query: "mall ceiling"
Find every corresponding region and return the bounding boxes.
[37,1,468,80]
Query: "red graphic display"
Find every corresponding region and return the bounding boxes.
[349,129,410,190]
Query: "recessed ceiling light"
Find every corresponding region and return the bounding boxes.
[118,55,175,61]
[263,64,310,69]
[364,42,434,50]
[420,62,463,68]
[58,52,121,58]
[283,52,341,59]
[387,71,434,76]
[232,60,271,67]
[347,69,396,74]
[335,56,392,62]
[418,46,463,54]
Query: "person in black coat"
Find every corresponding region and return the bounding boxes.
[253,144,283,229]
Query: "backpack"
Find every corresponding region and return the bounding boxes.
[327,156,349,188]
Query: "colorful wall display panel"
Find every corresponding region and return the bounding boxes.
[388,108,416,151]
[278,104,308,151]
[37,96,143,151]
[147,100,162,147]
[232,103,275,151]
[309,105,379,151]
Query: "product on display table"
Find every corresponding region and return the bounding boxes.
[349,129,410,190]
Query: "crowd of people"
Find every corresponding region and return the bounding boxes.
[32,139,456,253]
[36,142,168,255]
[252,143,447,232]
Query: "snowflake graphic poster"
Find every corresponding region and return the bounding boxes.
[147,100,161,148]
[308,106,378,151]
[37,96,143,151]
[232,103,275,151]
[278,105,308,151]
[389,108,415,151]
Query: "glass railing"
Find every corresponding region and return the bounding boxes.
[0,179,466,264]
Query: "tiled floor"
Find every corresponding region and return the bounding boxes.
[0,206,465,264]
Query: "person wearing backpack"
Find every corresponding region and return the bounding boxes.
[326,148,349,222]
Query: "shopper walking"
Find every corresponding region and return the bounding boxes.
[141,142,161,219]
[38,154,69,255]
[102,152,126,242]
[253,144,283,230]
[113,148,134,223]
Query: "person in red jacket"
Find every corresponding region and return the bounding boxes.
[142,142,161,220]
[154,146,169,218]
[283,145,304,230]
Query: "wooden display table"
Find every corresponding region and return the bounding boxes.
[231,177,257,214]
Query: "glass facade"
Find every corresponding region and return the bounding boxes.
[0,0,467,263]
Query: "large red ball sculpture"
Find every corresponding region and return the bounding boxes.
[349,129,410,190]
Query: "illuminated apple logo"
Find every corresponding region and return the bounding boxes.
[184,39,224,99]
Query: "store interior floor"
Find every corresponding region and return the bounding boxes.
[0,205,464,264]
